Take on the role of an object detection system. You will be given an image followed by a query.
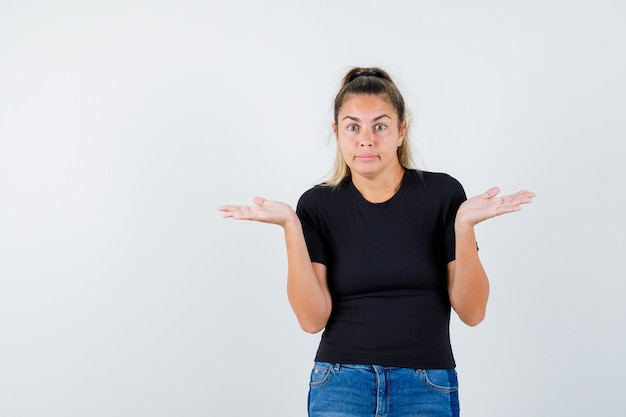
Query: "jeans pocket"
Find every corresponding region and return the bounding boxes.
[421,369,459,393]
[309,362,334,388]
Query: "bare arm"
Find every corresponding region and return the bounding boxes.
[448,187,535,326]
[219,197,331,333]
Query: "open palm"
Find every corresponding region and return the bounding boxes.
[456,187,536,227]
[218,197,297,227]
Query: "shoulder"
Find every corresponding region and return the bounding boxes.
[296,181,347,214]
[403,170,466,210]
[300,177,350,201]
[405,169,464,192]
[298,183,338,202]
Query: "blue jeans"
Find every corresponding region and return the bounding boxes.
[308,363,460,417]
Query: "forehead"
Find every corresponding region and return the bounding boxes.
[339,94,396,119]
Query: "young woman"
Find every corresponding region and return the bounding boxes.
[219,67,535,417]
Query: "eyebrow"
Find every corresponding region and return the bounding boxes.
[342,114,392,123]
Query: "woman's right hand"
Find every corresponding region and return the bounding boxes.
[219,196,331,333]
[218,197,298,228]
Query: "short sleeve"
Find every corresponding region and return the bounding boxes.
[295,187,328,265]
[440,175,467,263]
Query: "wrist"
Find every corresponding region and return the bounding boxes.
[283,210,301,230]
[454,217,475,233]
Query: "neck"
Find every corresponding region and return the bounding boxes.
[351,164,405,203]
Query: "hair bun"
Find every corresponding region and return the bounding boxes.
[348,71,382,82]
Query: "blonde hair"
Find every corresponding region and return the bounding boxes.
[323,67,416,186]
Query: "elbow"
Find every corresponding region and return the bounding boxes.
[297,311,330,334]
[299,320,326,334]
[462,316,484,327]
[291,300,331,334]
[459,309,486,327]
[301,324,325,334]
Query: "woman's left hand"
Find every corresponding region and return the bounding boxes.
[456,187,535,227]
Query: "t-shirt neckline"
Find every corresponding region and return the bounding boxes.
[348,169,412,208]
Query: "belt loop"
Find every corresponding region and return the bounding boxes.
[334,363,341,371]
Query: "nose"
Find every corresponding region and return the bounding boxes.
[359,129,373,147]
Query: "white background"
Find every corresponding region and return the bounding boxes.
[1,1,624,416]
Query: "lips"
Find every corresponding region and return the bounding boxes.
[356,154,378,162]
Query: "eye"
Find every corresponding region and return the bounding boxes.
[347,124,359,132]
[374,124,387,131]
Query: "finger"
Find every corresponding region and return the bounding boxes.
[519,190,536,202]
[217,205,238,215]
[484,186,501,199]
[253,196,266,207]
[218,204,246,213]
[221,208,242,219]
[218,204,250,219]
[232,207,257,220]
[507,190,536,205]
[507,190,532,199]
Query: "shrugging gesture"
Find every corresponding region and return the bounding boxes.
[448,186,535,326]
[219,197,332,334]
[219,197,297,227]
[219,65,537,417]
[456,187,536,227]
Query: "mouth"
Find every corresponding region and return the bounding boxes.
[356,154,378,162]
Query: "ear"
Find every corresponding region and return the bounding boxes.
[332,122,339,142]
[398,120,407,145]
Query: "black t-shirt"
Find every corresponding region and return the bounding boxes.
[296,169,466,369]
